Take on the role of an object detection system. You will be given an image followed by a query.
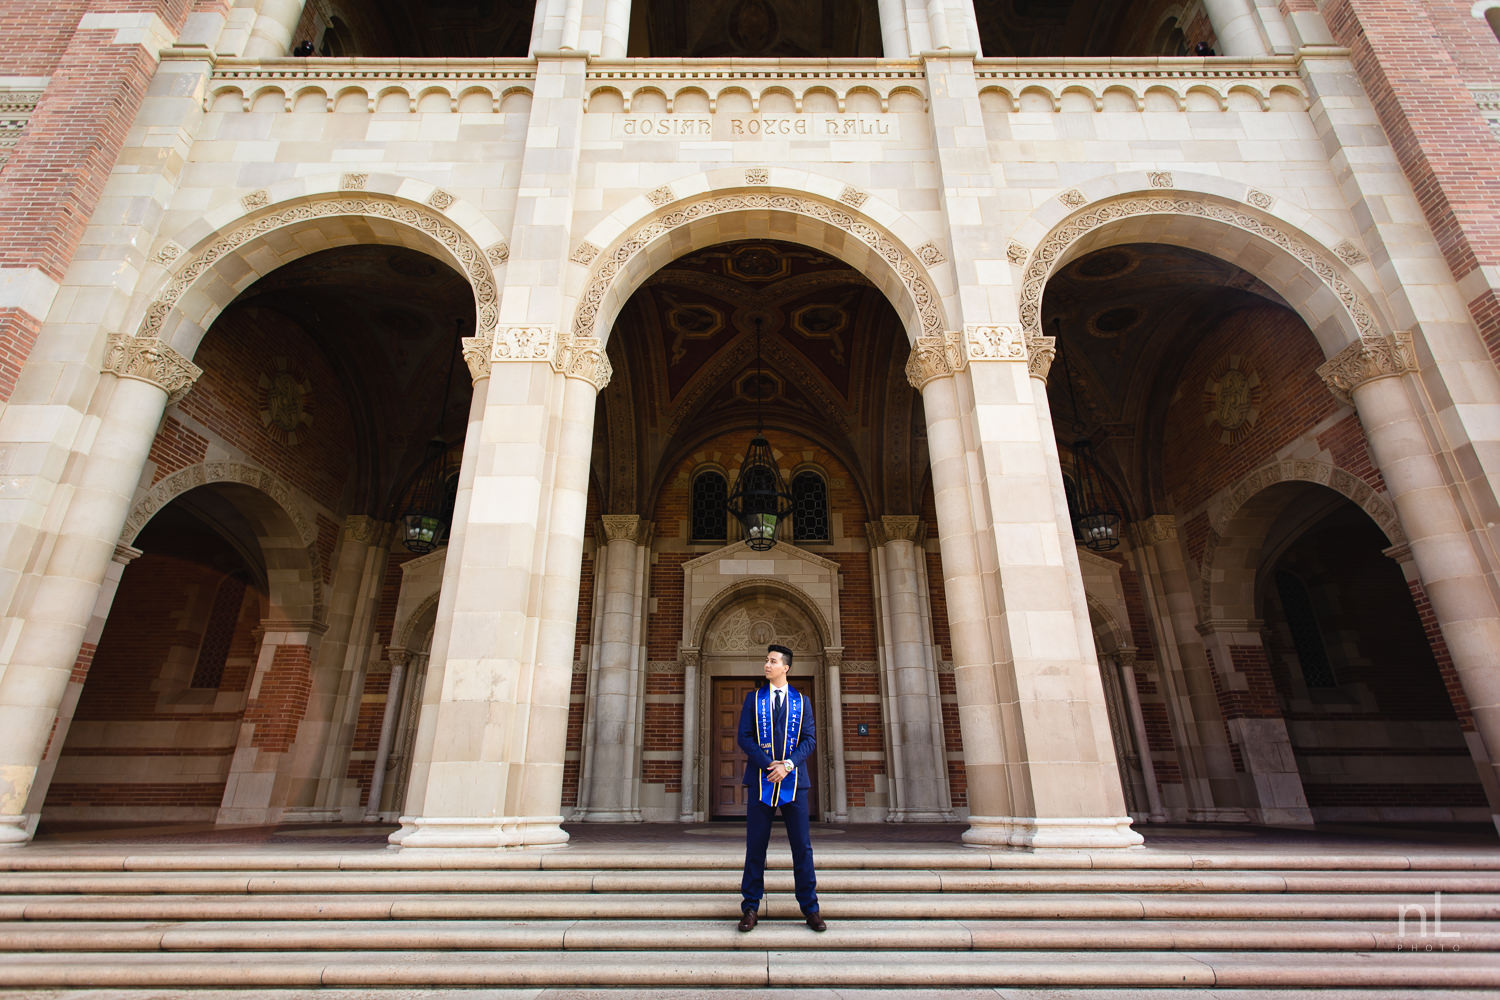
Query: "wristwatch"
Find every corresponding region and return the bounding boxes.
[782,760,795,771]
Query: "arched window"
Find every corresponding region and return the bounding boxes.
[1275,570,1337,688]
[691,470,728,542]
[1475,1,1500,43]
[192,573,248,689]
[792,471,830,541]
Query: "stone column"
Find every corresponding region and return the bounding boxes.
[363,647,410,821]
[0,335,199,845]
[677,647,701,822]
[1115,649,1167,823]
[240,0,308,58]
[1199,0,1269,55]
[1320,332,1500,832]
[577,514,652,821]
[394,338,490,820]
[600,0,630,57]
[823,646,849,822]
[877,0,910,58]
[390,330,611,850]
[868,516,951,821]
[907,327,1139,848]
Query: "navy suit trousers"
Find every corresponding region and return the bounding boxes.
[740,793,818,916]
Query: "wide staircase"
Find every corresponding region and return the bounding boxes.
[2,833,1500,997]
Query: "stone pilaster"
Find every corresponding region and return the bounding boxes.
[1128,516,1250,822]
[241,0,308,59]
[867,516,952,822]
[576,514,653,822]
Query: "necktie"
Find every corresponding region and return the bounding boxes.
[774,690,785,749]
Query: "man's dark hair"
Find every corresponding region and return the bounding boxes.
[767,643,794,667]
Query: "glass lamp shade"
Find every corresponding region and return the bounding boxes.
[1076,510,1122,551]
[726,435,794,551]
[402,513,444,554]
[1070,438,1122,552]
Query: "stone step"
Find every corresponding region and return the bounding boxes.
[6,848,1500,872]
[3,917,1498,952]
[5,990,1498,1000]
[0,948,1495,989]
[4,890,1498,922]
[4,867,1499,895]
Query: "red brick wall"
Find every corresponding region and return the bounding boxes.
[245,644,313,752]
[147,417,210,483]
[52,550,259,812]
[176,305,357,511]
[0,0,195,400]
[642,670,683,793]
[1162,304,1344,513]
[1323,0,1500,363]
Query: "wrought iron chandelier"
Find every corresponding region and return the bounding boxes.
[725,317,794,550]
[399,321,461,554]
[1056,319,1122,552]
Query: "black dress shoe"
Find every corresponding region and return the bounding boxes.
[805,912,826,932]
[738,909,758,932]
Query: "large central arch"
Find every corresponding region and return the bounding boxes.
[568,179,955,350]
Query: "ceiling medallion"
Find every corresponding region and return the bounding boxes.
[259,357,313,445]
[1203,355,1262,444]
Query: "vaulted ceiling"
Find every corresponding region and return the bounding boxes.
[597,240,922,517]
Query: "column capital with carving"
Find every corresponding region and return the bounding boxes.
[462,334,493,382]
[112,542,144,566]
[1026,334,1057,382]
[868,515,923,547]
[905,331,966,390]
[556,333,613,391]
[1316,331,1417,404]
[1132,515,1178,546]
[964,324,1027,362]
[680,646,701,669]
[387,646,412,668]
[600,514,653,545]
[823,646,844,669]
[103,334,202,404]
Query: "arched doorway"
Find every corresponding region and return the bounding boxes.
[699,591,827,819]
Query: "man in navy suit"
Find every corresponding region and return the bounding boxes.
[736,643,824,932]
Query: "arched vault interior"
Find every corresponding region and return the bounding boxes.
[595,239,923,520]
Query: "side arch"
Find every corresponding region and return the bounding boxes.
[132,189,499,361]
[120,461,324,621]
[1011,178,1392,361]
[1200,459,1405,619]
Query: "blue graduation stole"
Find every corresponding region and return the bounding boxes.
[756,684,803,807]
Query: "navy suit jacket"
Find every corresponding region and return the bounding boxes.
[737,684,815,789]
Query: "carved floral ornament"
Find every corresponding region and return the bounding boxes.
[1316,331,1417,404]
[1017,196,1382,351]
[466,326,614,391]
[904,325,1055,389]
[136,196,499,346]
[571,192,944,346]
[103,334,203,404]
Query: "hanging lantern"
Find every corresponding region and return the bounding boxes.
[724,316,794,550]
[726,434,794,550]
[1070,437,1121,552]
[398,319,461,554]
[400,438,450,554]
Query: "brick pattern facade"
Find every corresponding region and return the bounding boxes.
[176,307,357,512]
[1162,304,1344,514]
[1324,0,1500,363]
[245,644,314,753]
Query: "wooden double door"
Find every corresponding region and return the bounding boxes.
[710,677,818,819]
